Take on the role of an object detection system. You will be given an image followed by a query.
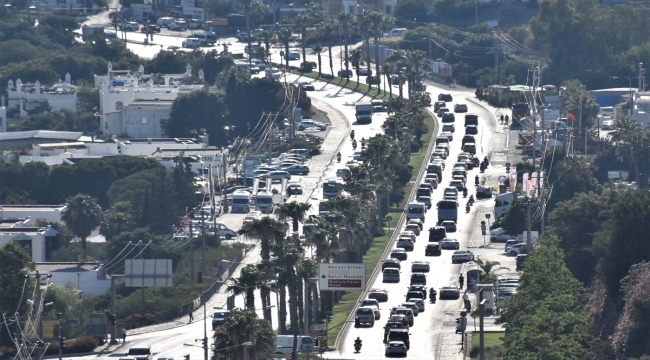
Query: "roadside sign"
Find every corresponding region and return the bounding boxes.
[385,216,393,222]
[505,162,511,168]
[470,311,478,319]
[318,263,366,291]
[309,324,326,337]
[485,214,491,219]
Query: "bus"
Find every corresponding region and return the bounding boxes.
[437,200,458,223]
[322,178,342,198]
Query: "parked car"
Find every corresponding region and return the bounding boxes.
[297,119,326,131]
[451,250,475,263]
[490,228,515,242]
[119,21,139,31]
[298,81,315,91]
[601,119,615,130]
[182,38,202,48]
[357,67,372,76]
[454,103,468,113]
[504,239,524,251]
[440,238,460,250]
[368,288,389,302]
[285,165,310,175]
[265,170,291,181]
[140,24,161,33]
[284,52,300,60]
[507,243,527,256]
[439,286,461,299]
[438,93,453,102]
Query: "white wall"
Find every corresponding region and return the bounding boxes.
[0,232,46,262]
[50,270,111,295]
[123,106,169,138]
[0,206,66,224]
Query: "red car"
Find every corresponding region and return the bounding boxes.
[438,93,453,102]
[368,288,389,302]
[439,286,461,299]
[425,244,441,256]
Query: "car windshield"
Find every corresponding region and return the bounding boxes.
[408,206,423,213]
[213,312,228,318]
[232,198,248,204]
[257,197,272,204]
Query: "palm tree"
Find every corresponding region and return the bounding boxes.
[478,260,509,283]
[610,117,639,142]
[386,49,406,98]
[404,50,428,95]
[226,265,265,309]
[212,308,275,360]
[277,201,311,233]
[310,44,326,76]
[322,20,338,76]
[615,131,650,187]
[336,12,354,76]
[382,62,395,98]
[349,48,363,85]
[256,30,275,63]
[276,27,292,68]
[557,154,592,180]
[238,217,286,321]
[237,0,254,65]
[368,11,388,92]
[294,12,313,70]
[61,194,102,262]
[354,11,372,74]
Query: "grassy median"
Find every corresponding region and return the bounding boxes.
[284,67,398,101]
[326,109,436,346]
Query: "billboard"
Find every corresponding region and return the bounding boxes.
[318,263,366,291]
[125,259,173,287]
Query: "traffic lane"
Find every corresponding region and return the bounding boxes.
[334,113,489,358]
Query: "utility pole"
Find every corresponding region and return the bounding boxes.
[203,302,208,360]
[539,171,545,234]
[478,299,485,360]
[304,280,310,336]
[578,98,583,152]
[526,201,532,254]
[201,208,206,281]
[140,242,145,316]
[190,218,195,282]
[494,36,501,85]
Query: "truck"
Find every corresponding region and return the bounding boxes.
[322,178,342,198]
[274,335,314,355]
[231,191,251,213]
[355,102,373,124]
[437,200,458,223]
[255,191,274,214]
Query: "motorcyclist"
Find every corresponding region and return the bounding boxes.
[466,203,470,213]
[352,139,357,149]
[429,288,437,303]
[475,175,479,186]
[354,337,362,352]
[337,152,342,163]
[459,274,465,289]
[463,188,468,198]
[469,195,475,205]
[350,130,355,141]
[484,156,489,166]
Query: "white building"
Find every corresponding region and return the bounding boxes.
[6,74,78,117]
[131,0,206,22]
[36,263,111,295]
[0,205,68,225]
[0,220,59,262]
[95,63,205,138]
[0,101,6,133]
[17,137,229,177]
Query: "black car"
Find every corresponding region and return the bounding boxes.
[390,249,407,261]
[425,244,441,256]
[287,184,303,195]
[408,285,427,300]
[462,135,475,147]
[411,273,427,286]
[428,226,447,242]
[405,290,423,302]
[438,93,453,102]
[357,68,372,76]
[434,101,446,112]
[338,69,353,78]
[140,24,161,33]
[384,322,406,342]
[465,125,478,135]
[442,113,456,123]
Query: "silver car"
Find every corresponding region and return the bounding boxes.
[385,341,408,356]
[440,238,460,250]
[401,302,420,316]
[383,268,401,282]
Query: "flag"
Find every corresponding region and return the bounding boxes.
[477,258,484,265]
[568,113,577,121]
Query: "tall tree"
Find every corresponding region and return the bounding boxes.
[336,12,354,77]
[0,242,34,348]
[277,201,312,233]
[322,20,339,76]
[60,194,102,262]
[367,11,388,93]
[349,48,364,85]
[310,44,326,76]
[162,90,229,147]
[212,309,275,360]
[99,201,135,241]
[294,12,313,70]
[498,236,589,359]
[276,27,293,68]
[226,265,266,309]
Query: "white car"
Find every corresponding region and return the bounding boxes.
[400,231,416,242]
[441,131,454,142]
[243,211,263,224]
[404,223,421,236]
[396,238,414,251]
[490,228,515,242]
[285,165,310,175]
[601,119,615,130]
[411,261,430,273]
[265,69,283,80]
[119,21,139,31]
[451,250,474,263]
[440,238,460,250]
[297,119,326,131]
[182,38,203,48]
[507,243,527,256]
[265,170,291,181]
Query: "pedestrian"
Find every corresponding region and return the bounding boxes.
[459,274,465,289]
[500,114,504,124]
[505,115,509,125]
[122,327,127,343]
[188,308,194,323]
[462,293,469,302]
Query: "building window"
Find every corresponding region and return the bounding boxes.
[116,101,123,110]
[141,116,148,124]
[348,5,355,14]
[385,5,392,14]
[105,122,108,130]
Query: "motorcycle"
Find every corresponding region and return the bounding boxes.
[354,338,362,353]
[350,130,355,141]
[337,152,342,163]
[466,204,470,213]
[468,196,475,206]
[352,140,357,150]
[484,156,489,167]
[464,299,471,312]
[429,290,437,303]
[463,188,468,198]
[361,138,366,149]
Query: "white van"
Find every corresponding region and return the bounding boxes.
[407,202,426,220]
[231,191,251,213]
[214,223,236,239]
[156,17,175,27]
[255,191,274,214]
[274,335,314,355]
[386,28,407,37]
[495,192,515,220]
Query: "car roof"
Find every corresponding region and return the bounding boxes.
[370,288,386,292]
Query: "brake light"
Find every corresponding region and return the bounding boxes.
[454,290,459,293]
[355,316,359,320]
